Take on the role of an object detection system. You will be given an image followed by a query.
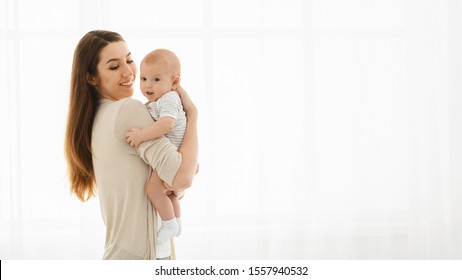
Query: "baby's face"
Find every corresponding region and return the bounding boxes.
[139,61,175,102]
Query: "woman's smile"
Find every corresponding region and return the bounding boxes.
[120,79,134,87]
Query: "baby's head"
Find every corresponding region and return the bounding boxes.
[140,49,181,102]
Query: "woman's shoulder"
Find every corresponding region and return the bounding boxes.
[114,98,154,139]
[115,97,148,115]
[112,97,151,125]
[120,97,144,108]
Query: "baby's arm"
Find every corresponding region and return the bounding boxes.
[127,117,176,148]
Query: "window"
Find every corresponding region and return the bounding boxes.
[1,0,461,259]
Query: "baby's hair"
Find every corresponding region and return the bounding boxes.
[142,49,181,77]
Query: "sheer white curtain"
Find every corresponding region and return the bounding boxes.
[1,0,461,259]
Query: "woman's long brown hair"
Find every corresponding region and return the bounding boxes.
[65,30,124,201]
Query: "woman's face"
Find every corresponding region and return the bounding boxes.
[91,41,137,101]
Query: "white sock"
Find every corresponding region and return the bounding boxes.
[176,218,182,237]
[157,218,178,243]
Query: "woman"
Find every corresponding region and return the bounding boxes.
[64,30,198,259]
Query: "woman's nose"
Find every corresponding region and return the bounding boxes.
[121,64,133,77]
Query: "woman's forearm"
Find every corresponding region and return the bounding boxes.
[171,87,198,190]
[171,112,198,190]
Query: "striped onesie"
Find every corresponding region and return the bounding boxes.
[146,91,186,148]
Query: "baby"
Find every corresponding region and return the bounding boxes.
[126,49,186,243]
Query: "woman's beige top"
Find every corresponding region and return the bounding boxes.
[91,97,182,259]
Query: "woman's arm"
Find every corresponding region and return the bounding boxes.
[170,86,198,190]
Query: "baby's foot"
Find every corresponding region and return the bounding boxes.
[157,219,179,243]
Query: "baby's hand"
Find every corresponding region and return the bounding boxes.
[126,128,143,148]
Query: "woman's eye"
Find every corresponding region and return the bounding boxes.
[110,65,119,70]
[127,60,134,64]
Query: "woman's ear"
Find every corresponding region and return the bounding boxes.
[86,73,97,86]
[171,75,181,90]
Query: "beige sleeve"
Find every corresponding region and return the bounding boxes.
[115,98,182,186]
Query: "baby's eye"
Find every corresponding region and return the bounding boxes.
[140,77,147,81]
[154,78,160,82]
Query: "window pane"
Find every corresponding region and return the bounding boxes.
[0,40,10,219]
[110,0,204,29]
[312,37,408,220]
[0,1,7,29]
[18,0,78,29]
[213,0,303,28]
[212,39,262,215]
[2,0,18,29]
[313,0,405,28]
[257,39,308,215]
[18,39,80,219]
